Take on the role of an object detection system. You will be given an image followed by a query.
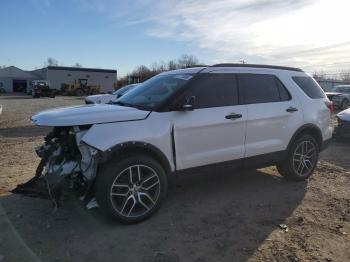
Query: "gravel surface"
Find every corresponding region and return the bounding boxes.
[0,94,349,262]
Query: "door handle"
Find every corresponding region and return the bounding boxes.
[225,113,242,120]
[286,107,298,113]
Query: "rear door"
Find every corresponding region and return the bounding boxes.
[173,73,247,170]
[238,73,303,157]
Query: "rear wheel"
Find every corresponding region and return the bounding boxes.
[96,154,167,223]
[277,135,319,181]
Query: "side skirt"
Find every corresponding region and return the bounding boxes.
[175,150,287,176]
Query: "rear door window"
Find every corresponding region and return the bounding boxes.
[238,74,290,104]
[292,76,326,99]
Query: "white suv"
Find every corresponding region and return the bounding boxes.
[13,64,333,223]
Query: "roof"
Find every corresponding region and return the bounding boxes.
[0,66,38,79]
[211,63,303,72]
[160,67,207,75]
[47,66,116,73]
[161,64,304,76]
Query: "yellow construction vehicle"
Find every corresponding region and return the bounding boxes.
[61,79,100,96]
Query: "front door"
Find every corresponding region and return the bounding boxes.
[173,73,247,170]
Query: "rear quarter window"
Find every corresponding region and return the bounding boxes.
[292,76,326,99]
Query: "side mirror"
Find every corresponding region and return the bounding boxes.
[181,96,195,111]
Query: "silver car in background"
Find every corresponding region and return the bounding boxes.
[325,85,350,109]
[85,84,138,104]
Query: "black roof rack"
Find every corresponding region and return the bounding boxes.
[211,63,303,72]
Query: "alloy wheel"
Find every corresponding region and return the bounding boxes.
[110,165,161,218]
[292,140,317,177]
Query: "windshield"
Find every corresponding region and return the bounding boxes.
[116,74,193,109]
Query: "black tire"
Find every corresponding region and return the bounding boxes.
[276,134,319,181]
[32,93,40,98]
[341,99,349,110]
[95,154,168,223]
[75,89,84,96]
[49,91,56,98]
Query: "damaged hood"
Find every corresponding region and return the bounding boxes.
[337,108,350,121]
[31,104,150,126]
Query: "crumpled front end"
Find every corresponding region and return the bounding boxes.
[11,126,99,207]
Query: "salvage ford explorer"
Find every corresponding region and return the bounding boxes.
[12,64,333,223]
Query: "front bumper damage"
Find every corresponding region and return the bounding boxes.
[11,126,99,208]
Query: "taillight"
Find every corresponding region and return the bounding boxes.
[325,100,333,113]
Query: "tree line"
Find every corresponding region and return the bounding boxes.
[313,70,350,82]
[117,54,203,87]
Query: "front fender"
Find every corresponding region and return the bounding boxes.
[81,117,175,171]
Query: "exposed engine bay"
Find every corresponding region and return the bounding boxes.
[11,126,99,208]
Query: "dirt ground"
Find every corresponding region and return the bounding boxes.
[0,94,349,262]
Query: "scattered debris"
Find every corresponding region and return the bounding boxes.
[279,224,289,232]
[335,224,343,230]
[287,255,299,262]
[86,197,99,209]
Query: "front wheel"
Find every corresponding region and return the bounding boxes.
[277,135,319,181]
[75,89,84,96]
[95,155,168,223]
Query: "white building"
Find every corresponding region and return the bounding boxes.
[0,66,117,93]
[0,66,37,93]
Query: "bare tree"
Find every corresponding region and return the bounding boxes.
[132,65,153,82]
[168,60,178,70]
[340,70,350,81]
[45,57,59,66]
[313,71,327,81]
[177,54,199,68]
[124,54,201,84]
[73,62,83,68]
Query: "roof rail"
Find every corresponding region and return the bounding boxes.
[211,63,303,72]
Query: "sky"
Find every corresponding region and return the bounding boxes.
[1,0,350,77]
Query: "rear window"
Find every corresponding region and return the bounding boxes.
[292,76,325,99]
